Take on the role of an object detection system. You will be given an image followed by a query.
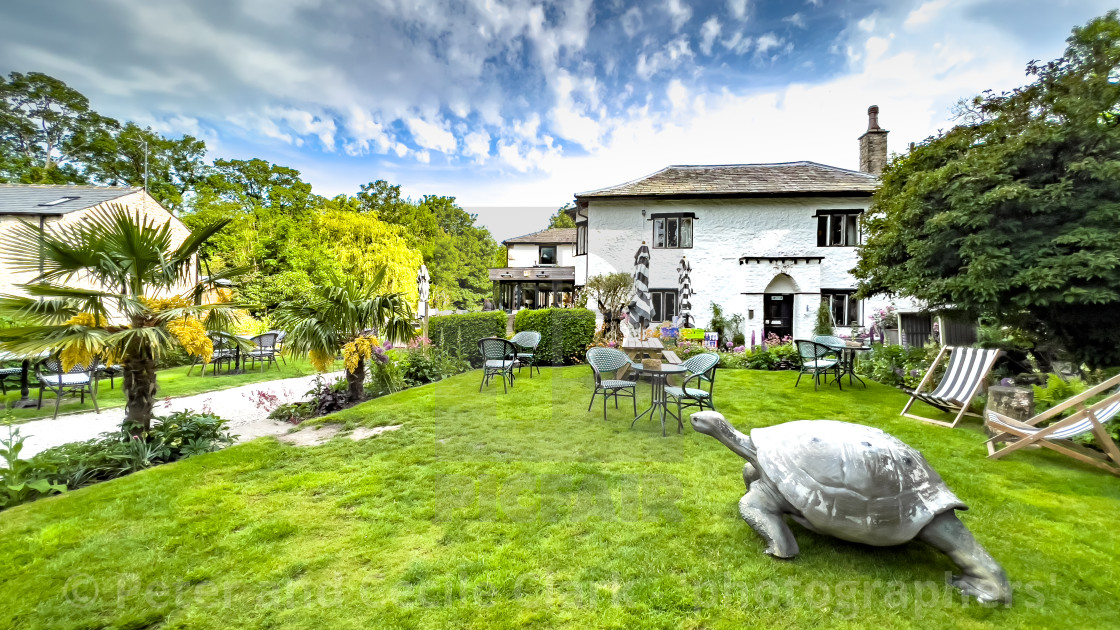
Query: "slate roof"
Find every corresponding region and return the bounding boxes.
[574,161,878,201]
[0,184,139,215]
[502,228,577,245]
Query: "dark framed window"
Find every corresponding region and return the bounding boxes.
[539,246,557,265]
[816,211,860,247]
[820,290,860,326]
[576,223,587,255]
[653,216,693,248]
[649,289,678,323]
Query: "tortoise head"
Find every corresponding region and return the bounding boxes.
[690,411,757,461]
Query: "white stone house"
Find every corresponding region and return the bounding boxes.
[0,184,196,320]
[569,107,906,343]
[489,227,586,310]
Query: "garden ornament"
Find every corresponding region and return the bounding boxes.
[690,411,1013,605]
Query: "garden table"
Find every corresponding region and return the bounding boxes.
[0,350,49,408]
[630,363,688,437]
[618,337,678,378]
[822,343,871,388]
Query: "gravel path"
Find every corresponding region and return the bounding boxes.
[15,372,343,459]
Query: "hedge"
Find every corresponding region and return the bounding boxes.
[429,312,508,366]
[513,308,596,365]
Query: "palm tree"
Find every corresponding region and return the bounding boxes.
[0,205,245,435]
[274,270,416,403]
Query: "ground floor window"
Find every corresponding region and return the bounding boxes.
[821,289,860,327]
[649,289,678,323]
[499,281,576,310]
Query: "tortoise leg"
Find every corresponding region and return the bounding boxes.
[916,511,1012,605]
[738,484,799,559]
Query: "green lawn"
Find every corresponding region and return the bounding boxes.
[2,356,339,422]
[2,367,1119,629]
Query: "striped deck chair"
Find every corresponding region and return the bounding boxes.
[985,373,1120,476]
[901,346,1003,428]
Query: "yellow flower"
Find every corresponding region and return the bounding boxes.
[59,343,96,373]
[309,349,335,372]
[340,334,378,374]
[167,316,213,364]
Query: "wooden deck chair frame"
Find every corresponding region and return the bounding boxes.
[985,373,1120,476]
[901,346,1003,428]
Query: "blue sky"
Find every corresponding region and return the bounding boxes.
[0,0,1114,240]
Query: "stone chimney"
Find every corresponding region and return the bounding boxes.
[858,105,889,175]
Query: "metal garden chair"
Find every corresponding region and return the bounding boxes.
[244,332,281,372]
[666,352,719,420]
[585,347,637,420]
[478,337,518,393]
[794,340,842,391]
[36,358,99,419]
[510,331,542,378]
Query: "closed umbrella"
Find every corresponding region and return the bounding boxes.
[626,242,653,339]
[677,255,693,327]
[417,264,430,344]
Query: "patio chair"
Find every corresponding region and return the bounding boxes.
[794,340,842,391]
[666,352,718,420]
[36,358,99,420]
[0,362,22,395]
[244,332,281,372]
[510,331,542,378]
[985,373,1120,476]
[271,330,288,366]
[95,360,121,390]
[209,334,237,375]
[813,335,845,348]
[901,346,1003,428]
[478,337,518,393]
[585,347,636,420]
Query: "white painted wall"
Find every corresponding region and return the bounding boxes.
[584,197,910,340]
[505,241,585,284]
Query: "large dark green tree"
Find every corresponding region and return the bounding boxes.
[854,12,1120,367]
[0,71,91,183]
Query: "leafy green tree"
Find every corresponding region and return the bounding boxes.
[274,271,416,402]
[584,272,632,339]
[547,203,576,228]
[813,303,834,337]
[0,71,92,182]
[855,12,1120,367]
[0,206,243,434]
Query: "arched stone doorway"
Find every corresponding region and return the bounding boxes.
[762,274,798,340]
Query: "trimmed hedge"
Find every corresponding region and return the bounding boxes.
[429,312,508,366]
[513,308,596,365]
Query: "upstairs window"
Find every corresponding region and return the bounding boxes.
[653,215,693,249]
[576,223,587,255]
[539,246,557,265]
[816,211,861,247]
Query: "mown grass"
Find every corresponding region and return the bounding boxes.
[2,356,340,422]
[2,367,1118,629]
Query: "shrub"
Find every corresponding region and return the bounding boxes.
[514,308,596,364]
[857,343,941,388]
[429,312,508,366]
[396,346,470,386]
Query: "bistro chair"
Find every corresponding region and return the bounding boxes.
[666,352,719,420]
[209,333,238,375]
[478,337,518,393]
[0,361,23,395]
[271,330,289,366]
[794,340,842,391]
[510,331,542,378]
[585,347,637,420]
[244,332,281,372]
[36,358,99,420]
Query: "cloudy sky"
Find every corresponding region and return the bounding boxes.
[0,0,1114,240]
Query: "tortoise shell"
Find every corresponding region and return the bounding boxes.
[751,420,967,546]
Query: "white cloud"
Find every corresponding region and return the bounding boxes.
[270,107,337,151]
[805,0,821,6]
[636,36,694,79]
[666,79,689,112]
[904,0,950,29]
[664,0,693,32]
[462,129,491,161]
[727,0,749,22]
[699,17,721,56]
[754,33,784,57]
[783,12,806,29]
[722,31,753,55]
[621,6,643,38]
[405,116,457,153]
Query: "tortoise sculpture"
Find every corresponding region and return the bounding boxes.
[690,411,1012,605]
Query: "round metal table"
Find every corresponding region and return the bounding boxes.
[630,363,688,436]
[824,343,872,388]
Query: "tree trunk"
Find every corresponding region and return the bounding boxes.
[346,357,366,403]
[122,344,159,436]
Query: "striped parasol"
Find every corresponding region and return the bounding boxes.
[416,264,430,304]
[677,255,693,327]
[626,241,653,333]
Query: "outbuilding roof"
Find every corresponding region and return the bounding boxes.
[502,228,577,245]
[0,184,140,215]
[574,161,878,202]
